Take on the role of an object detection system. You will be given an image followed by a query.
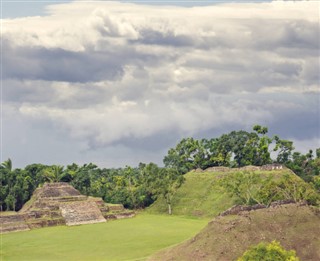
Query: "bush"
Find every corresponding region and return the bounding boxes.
[237,240,299,261]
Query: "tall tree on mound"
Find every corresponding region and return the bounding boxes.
[156,168,185,215]
[143,163,185,215]
[163,138,208,174]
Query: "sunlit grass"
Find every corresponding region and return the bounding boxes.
[1,213,208,261]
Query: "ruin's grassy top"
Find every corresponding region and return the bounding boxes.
[146,168,306,218]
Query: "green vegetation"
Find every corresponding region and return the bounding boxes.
[147,170,234,217]
[164,125,284,172]
[148,168,320,217]
[237,241,299,261]
[1,214,208,261]
[1,124,320,260]
[219,171,320,206]
[0,162,182,212]
[1,125,319,213]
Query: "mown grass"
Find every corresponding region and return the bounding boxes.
[1,213,208,261]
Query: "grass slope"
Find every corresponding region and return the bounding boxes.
[147,169,295,218]
[149,204,320,261]
[1,214,208,261]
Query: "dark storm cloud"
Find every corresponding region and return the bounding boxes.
[3,44,125,83]
[3,79,56,104]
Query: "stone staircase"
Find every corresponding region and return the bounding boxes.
[60,201,106,226]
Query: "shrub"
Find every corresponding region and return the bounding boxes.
[237,240,299,261]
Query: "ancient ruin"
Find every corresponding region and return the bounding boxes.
[0,182,134,234]
[191,163,286,173]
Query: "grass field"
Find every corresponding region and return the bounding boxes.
[0,214,208,261]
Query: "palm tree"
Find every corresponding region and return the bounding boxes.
[43,165,64,183]
[1,158,12,171]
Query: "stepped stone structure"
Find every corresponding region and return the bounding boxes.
[0,182,134,234]
[0,214,31,234]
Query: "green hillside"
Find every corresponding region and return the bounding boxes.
[146,168,316,218]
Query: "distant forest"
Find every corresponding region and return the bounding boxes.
[1,125,319,212]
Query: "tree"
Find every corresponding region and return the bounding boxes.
[274,136,295,164]
[252,125,273,166]
[42,165,64,183]
[163,125,276,172]
[285,149,320,182]
[155,168,184,215]
[219,171,320,207]
[163,138,208,173]
[219,171,266,205]
[71,163,97,195]
[1,158,13,171]
[60,163,79,182]
[142,163,184,214]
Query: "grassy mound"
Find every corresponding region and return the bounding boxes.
[149,204,320,261]
[147,169,305,218]
[147,171,234,217]
[1,213,208,261]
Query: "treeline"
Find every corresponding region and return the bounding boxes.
[0,161,183,212]
[1,125,319,212]
[164,125,320,182]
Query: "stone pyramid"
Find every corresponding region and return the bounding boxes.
[1,182,134,233]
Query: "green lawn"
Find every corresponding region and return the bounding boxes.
[1,214,208,261]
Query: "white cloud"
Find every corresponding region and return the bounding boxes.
[2,1,319,167]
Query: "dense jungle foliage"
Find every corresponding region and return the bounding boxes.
[1,125,319,211]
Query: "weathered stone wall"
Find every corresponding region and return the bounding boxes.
[191,164,286,173]
[219,200,302,217]
[60,201,106,226]
[0,214,30,234]
[36,182,82,198]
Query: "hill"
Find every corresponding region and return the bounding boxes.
[147,166,308,218]
[149,203,320,261]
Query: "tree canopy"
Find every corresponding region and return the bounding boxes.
[1,125,319,212]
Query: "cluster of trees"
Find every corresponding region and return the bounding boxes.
[0,160,183,213]
[1,125,319,212]
[164,125,293,173]
[164,125,319,182]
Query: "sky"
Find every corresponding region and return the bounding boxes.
[1,0,319,168]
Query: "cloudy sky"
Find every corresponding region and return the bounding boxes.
[1,0,319,168]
